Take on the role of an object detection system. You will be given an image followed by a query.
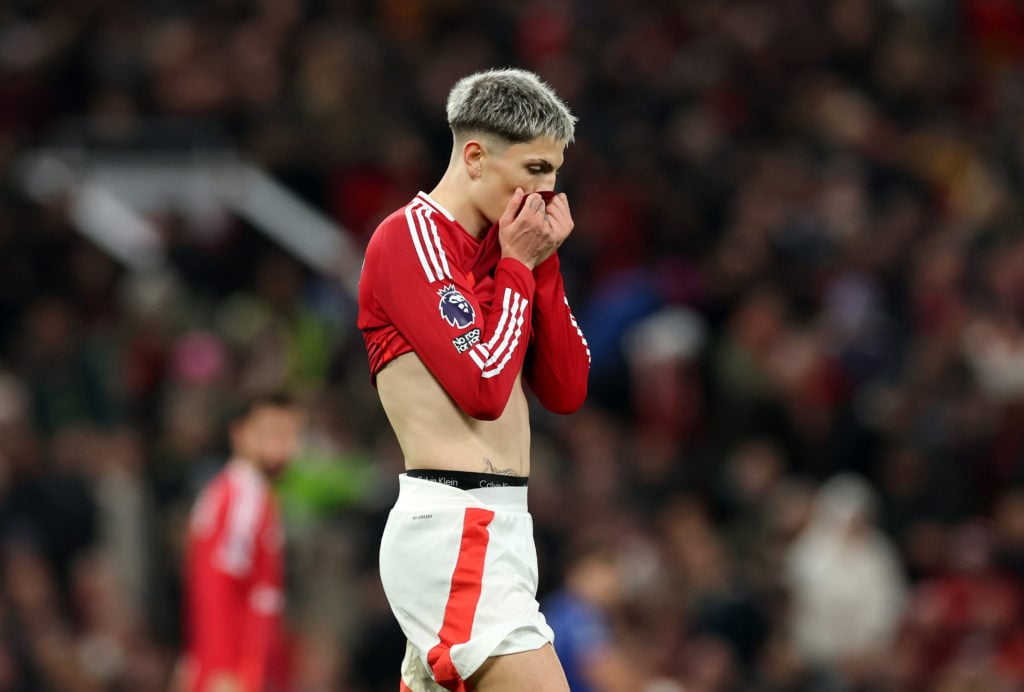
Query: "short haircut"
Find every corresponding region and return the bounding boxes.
[446,68,577,145]
[229,390,297,424]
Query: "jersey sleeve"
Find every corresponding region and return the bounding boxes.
[185,482,252,687]
[367,210,537,420]
[525,253,591,413]
[189,477,281,692]
[187,547,245,680]
[237,509,284,692]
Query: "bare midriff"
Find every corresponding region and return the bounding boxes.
[375,352,531,477]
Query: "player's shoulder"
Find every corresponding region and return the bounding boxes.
[196,466,232,502]
[199,462,268,503]
[188,469,233,535]
[370,196,419,237]
[362,206,407,266]
[369,193,454,248]
[226,461,270,494]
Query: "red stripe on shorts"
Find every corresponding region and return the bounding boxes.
[399,680,413,692]
[426,507,495,691]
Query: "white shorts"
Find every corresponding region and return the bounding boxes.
[380,474,554,689]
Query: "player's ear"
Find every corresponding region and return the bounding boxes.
[462,140,484,179]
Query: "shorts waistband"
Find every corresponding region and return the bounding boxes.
[406,468,528,490]
[397,473,529,510]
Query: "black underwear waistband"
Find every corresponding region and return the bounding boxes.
[406,468,528,490]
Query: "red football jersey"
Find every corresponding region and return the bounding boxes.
[357,192,590,420]
[183,461,286,692]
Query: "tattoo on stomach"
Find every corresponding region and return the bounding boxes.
[483,459,518,476]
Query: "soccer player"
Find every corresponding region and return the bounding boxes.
[358,68,591,691]
[180,392,304,692]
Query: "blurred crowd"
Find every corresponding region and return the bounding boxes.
[0,0,1023,690]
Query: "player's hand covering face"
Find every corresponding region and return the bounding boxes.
[474,136,564,224]
[497,186,574,270]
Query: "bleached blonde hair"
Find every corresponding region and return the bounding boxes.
[446,68,576,145]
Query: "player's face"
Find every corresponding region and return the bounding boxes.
[233,405,304,480]
[479,136,565,224]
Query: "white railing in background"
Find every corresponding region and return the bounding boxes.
[16,150,362,298]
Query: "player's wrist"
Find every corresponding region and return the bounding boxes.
[533,252,560,280]
[499,253,536,271]
[496,256,538,292]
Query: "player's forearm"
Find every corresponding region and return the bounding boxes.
[188,566,246,686]
[431,258,538,419]
[526,255,590,413]
[365,218,540,420]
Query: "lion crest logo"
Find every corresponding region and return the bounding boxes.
[438,285,475,328]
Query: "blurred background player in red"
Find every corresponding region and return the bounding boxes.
[180,391,305,692]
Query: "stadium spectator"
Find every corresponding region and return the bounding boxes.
[784,473,907,688]
[542,540,635,692]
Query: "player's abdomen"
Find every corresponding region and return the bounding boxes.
[377,353,531,476]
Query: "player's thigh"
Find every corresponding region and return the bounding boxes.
[468,643,570,692]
